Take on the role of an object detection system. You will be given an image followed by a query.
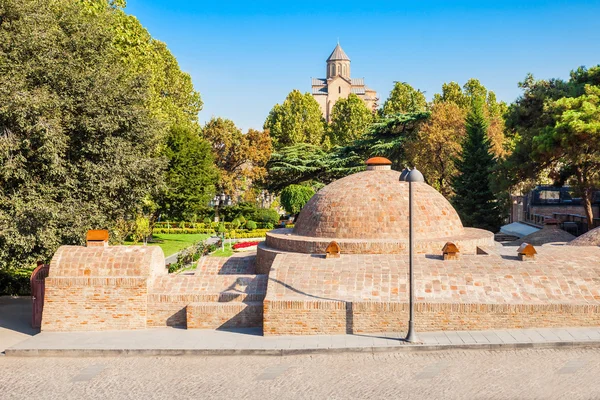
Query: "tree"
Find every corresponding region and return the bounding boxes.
[405,102,466,197]
[264,90,326,148]
[434,79,508,157]
[265,144,334,192]
[349,112,431,170]
[381,82,427,116]
[81,0,203,131]
[501,67,600,193]
[132,215,152,245]
[156,126,219,220]
[451,100,504,232]
[329,93,374,146]
[536,84,600,226]
[0,0,167,269]
[264,112,430,192]
[202,117,271,196]
[280,185,315,216]
[433,82,470,109]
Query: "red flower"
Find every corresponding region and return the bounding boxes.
[232,241,261,249]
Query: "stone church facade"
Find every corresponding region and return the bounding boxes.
[311,43,378,122]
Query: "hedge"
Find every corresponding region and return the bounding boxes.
[0,268,33,296]
[154,221,274,233]
[154,227,215,235]
[225,229,270,239]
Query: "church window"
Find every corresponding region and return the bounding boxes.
[330,64,335,76]
[338,86,341,94]
[337,64,341,74]
[343,65,346,76]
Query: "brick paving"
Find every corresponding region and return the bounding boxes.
[194,254,257,275]
[4,348,600,399]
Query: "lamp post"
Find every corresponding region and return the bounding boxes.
[401,167,424,343]
[211,193,231,223]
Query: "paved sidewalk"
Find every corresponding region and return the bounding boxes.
[6,326,600,356]
[0,297,38,354]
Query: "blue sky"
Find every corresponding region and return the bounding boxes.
[125,0,600,131]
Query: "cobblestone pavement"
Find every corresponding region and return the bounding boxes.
[2,348,600,399]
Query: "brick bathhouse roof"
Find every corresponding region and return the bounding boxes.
[293,167,465,240]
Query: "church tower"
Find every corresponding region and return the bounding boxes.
[326,43,351,79]
[311,43,378,122]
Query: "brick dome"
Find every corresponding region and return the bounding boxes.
[293,169,464,240]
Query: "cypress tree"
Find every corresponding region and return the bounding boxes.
[451,100,503,232]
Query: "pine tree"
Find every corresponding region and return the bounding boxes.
[451,100,503,232]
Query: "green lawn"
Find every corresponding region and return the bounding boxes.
[125,233,211,257]
[210,242,234,257]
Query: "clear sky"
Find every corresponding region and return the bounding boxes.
[125,0,600,131]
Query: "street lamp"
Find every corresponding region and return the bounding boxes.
[401,167,424,343]
[212,193,231,222]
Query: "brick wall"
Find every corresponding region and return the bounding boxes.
[264,300,600,336]
[263,300,347,335]
[187,302,263,329]
[256,243,285,274]
[264,229,494,256]
[42,245,165,331]
[42,277,148,331]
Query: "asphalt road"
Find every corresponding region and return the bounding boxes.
[1,348,600,399]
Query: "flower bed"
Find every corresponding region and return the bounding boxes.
[232,241,261,250]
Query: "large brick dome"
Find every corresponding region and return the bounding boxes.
[293,169,464,240]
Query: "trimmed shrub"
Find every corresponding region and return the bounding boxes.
[225,229,270,239]
[153,228,215,235]
[254,208,280,225]
[246,220,257,230]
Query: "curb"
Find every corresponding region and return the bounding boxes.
[6,340,600,357]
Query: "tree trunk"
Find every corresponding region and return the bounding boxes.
[582,189,594,229]
[576,168,595,228]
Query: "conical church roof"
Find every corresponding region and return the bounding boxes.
[326,43,350,61]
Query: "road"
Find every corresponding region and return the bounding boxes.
[1,348,600,399]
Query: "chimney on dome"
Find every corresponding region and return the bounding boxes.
[366,157,392,171]
[86,229,109,247]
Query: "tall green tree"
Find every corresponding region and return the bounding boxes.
[535,84,600,226]
[329,93,374,146]
[501,67,600,192]
[202,117,272,196]
[451,101,503,232]
[280,185,315,217]
[404,102,466,197]
[0,0,166,269]
[81,0,203,131]
[381,82,427,116]
[349,112,430,170]
[264,90,326,148]
[264,112,430,191]
[156,126,219,220]
[433,78,508,157]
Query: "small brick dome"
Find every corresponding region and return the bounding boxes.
[293,169,464,240]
